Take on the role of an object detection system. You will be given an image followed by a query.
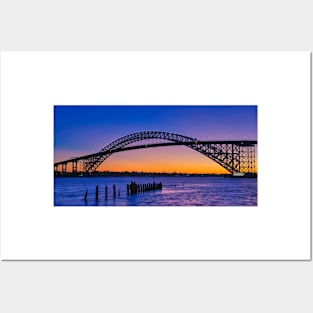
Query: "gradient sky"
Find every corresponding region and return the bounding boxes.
[54,105,257,174]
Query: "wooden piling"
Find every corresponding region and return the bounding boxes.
[130,181,137,194]
[84,190,88,201]
[127,180,162,196]
[95,185,99,200]
[105,185,108,199]
[113,184,116,197]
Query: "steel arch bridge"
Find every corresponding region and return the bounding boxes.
[54,131,257,174]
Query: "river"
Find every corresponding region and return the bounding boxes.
[54,176,257,206]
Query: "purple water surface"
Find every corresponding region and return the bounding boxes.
[54,176,257,206]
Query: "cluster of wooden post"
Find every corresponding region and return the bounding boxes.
[84,181,162,200]
[127,181,162,195]
[84,184,118,201]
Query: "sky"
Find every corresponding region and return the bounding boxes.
[54,105,257,174]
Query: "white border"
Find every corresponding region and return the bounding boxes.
[0,52,310,260]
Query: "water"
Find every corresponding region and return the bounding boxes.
[54,176,257,206]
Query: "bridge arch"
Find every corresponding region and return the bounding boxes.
[73,131,256,174]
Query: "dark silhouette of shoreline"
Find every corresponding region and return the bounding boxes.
[54,171,257,178]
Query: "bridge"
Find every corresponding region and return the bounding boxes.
[54,131,257,175]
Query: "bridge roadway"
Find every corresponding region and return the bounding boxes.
[54,140,257,166]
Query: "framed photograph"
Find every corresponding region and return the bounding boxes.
[0,52,310,260]
[54,105,258,207]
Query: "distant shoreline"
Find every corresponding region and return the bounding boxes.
[54,171,257,178]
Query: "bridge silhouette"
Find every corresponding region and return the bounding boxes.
[54,131,257,175]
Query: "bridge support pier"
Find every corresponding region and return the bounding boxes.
[239,145,256,174]
[62,163,67,174]
[72,161,77,173]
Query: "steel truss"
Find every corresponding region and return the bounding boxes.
[54,131,257,174]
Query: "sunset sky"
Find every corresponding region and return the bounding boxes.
[54,105,257,174]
